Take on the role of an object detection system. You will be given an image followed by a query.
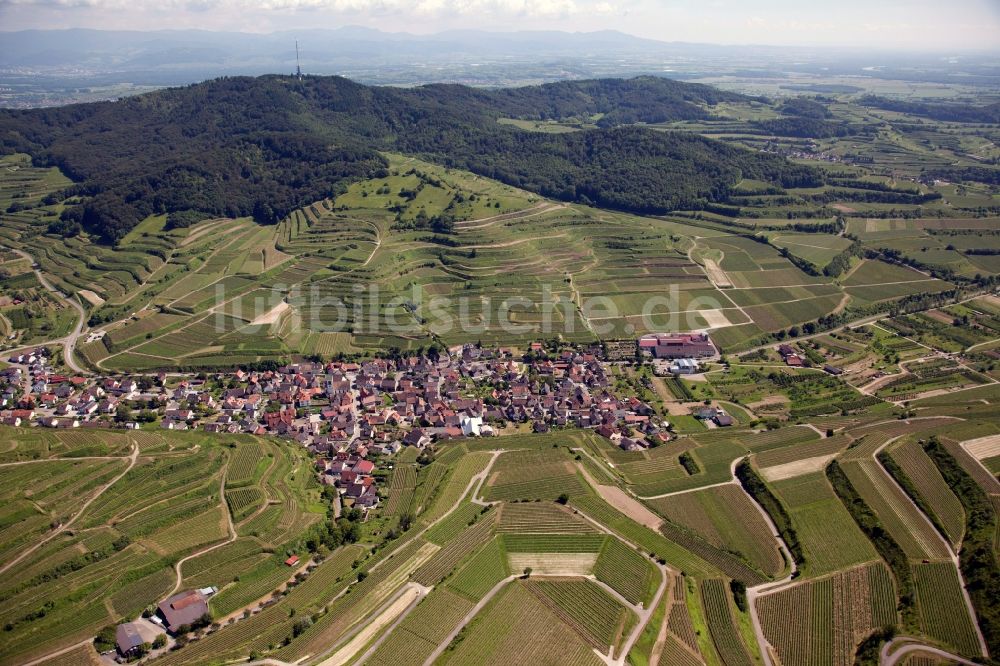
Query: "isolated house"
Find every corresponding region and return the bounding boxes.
[115,622,146,658]
[157,590,208,633]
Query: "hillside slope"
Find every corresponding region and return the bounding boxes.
[0,75,819,243]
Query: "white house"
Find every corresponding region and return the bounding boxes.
[461,416,484,437]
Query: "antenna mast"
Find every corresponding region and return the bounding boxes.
[295,40,302,80]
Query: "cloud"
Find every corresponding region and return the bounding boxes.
[0,0,616,15]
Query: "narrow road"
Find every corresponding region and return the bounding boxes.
[18,639,94,666]
[0,442,138,576]
[880,638,982,666]
[169,465,237,596]
[5,248,89,374]
[868,436,989,659]
[454,202,565,230]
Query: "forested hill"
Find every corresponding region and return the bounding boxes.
[0,75,819,243]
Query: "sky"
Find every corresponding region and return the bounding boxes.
[0,0,998,51]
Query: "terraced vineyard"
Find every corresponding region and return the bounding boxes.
[0,427,326,665]
[885,439,965,547]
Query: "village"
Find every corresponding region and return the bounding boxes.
[1,332,722,491]
[0,333,729,661]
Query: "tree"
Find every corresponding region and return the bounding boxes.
[153,634,167,649]
[115,403,133,423]
[556,493,569,505]
[94,625,117,652]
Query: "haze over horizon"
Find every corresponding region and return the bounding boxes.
[1,0,999,52]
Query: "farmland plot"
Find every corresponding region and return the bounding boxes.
[757,562,896,666]
[365,588,476,666]
[482,448,587,502]
[839,459,952,561]
[913,562,982,658]
[593,536,657,606]
[439,582,603,666]
[447,537,510,601]
[770,473,879,576]
[701,578,753,666]
[647,484,784,578]
[496,502,597,534]
[886,440,965,548]
[524,578,632,652]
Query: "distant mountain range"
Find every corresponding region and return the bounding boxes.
[1,27,998,110]
[1,27,995,82]
[0,27,704,77]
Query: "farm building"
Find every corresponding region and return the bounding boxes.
[115,622,146,658]
[669,358,700,375]
[157,590,208,634]
[639,333,716,359]
[713,413,734,427]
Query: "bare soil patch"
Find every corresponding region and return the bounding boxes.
[760,454,838,482]
[508,553,597,576]
[592,483,663,531]
[962,434,1000,461]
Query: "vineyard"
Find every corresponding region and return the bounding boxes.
[274,541,440,662]
[658,519,769,585]
[226,486,265,521]
[524,578,631,651]
[412,510,497,585]
[756,562,897,666]
[159,545,365,665]
[424,501,483,545]
[446,536,510,601]
[496,502,598,533]
[384,464,417,516]
[571,493,722,579]
[839,458,952,561]
[755,433,852,469]
[482,448,587,502]
[227,440,264,487]
[502,533,607,553]
[885,440,965,547]
[181,538,267,589]
[912,562,982,658]
[593,536,656,606]
[700,578,753,666]
[770,472,880,576]
[647,484,784,578]
[366,588,476,666]
[439,582,603,666]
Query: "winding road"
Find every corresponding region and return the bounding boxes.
[880,638,982,666]
[168,465,237,596]
[5,247,89,374]
[0,442,138,577]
